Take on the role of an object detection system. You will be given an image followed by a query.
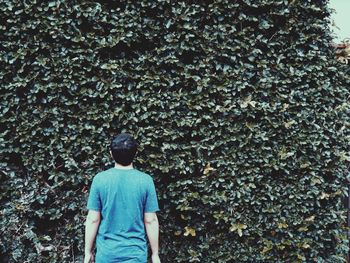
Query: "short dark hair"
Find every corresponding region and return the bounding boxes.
[110,133,138,166]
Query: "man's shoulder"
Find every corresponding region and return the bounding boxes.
[92,167,154,183]
[92,168,114,181]
[134,169,154,180]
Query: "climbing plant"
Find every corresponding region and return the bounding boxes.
[1,0,349,262]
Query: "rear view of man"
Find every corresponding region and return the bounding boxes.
[84,133,161,263]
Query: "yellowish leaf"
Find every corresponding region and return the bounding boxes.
[184,226,196,237]
[305,215,315,222]
[284,119,296,128]
[240,96,250,108]
[230,223,247,236]
[311,177,322,184]
[174,230,182,236]
[334,189,342,196]
[300,162,310,168]
[245,122,255,131]
[277,222,288,229]
[203,163,216,175]
[277,245,285,250]
[240,95,256,108]
[302,243,310,249]
[337,151,350,161]
[249,100,257,107]
[320,192,330,200]
[281,103,289,112]
[278,147,295,159]
[298,226,308,232]
[261,246,272,254]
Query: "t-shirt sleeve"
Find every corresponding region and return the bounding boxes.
[86,177,102,211]
[144,178,160,213]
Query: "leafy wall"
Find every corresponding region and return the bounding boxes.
[1,0,349,262]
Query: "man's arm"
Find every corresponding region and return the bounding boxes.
[84,210,101,263]
[144,212,160,263]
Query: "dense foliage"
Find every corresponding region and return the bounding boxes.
[1,0,349,262]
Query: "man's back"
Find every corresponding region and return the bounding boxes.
[87,167,159,262]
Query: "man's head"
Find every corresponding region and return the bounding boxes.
[110,133,138,166]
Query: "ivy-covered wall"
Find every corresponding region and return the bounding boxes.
[1,0,349,262]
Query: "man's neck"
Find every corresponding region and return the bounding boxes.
[114,163,134,170]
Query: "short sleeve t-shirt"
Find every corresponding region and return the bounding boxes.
[86,167,160,263]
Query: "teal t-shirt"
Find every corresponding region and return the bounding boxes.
[86,167,160,263]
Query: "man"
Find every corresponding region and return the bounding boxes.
[84,133,161,263]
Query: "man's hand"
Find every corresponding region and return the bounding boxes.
[84,251,94,263]
[84,210,100,263]
[145,213,160,263]
[152,254,161,263]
